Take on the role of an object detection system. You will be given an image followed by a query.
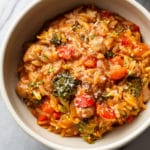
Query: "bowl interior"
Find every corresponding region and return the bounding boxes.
[3,0,150,149]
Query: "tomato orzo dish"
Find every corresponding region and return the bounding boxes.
[16,5,150,143]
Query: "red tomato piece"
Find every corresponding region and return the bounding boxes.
[126,115,135,123]
[74,95,95,108]
[57,46,74,60]
[110,56,124,66]
[110,67,127,80]
[41,101,54,114]
[38,115,48,121]
[121,38,130,46]
[83,56,97,68]
[97,104,116,119]
[53,112,61,120]
[131,24,140,32]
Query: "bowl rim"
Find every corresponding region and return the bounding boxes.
[0,0,150,150]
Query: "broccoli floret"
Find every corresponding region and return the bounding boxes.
[52,71,80,100]
[127,76,142,97]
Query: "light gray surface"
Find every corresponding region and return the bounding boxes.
[0,0,150,150]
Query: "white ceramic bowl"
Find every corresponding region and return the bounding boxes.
[1,0,150,150]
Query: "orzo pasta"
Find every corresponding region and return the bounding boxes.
[16,5,150,143]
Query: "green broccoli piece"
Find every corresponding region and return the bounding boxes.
[127,76,142,97]
[52,71,80,100]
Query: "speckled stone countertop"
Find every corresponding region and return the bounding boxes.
[0,0,150,150]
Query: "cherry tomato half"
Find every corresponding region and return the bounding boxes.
[41,101,54,114]
[83,56,97,68]
[57,46,74,60]
[97,104,116,120]
[110,56,123,66]
[38,115,48,121]
[74,94,95,108]
[53,112,61,120]
[109,67,127,80]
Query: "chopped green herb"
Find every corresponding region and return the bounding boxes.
[52,71,80,100]
[77,120,98,143]
[48,65,55,73]
[104,51,114,59]
[51,32,62,46]
[29,82,38,88]
[101,92,113,99]
[116,25,124,33]
[78,120,93,134]
[110,31,119,37]
[29,80,44,88]
[72,21,81,31]
[77,121,87,133]
[78,120,97,134]
[39,54,48,60]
